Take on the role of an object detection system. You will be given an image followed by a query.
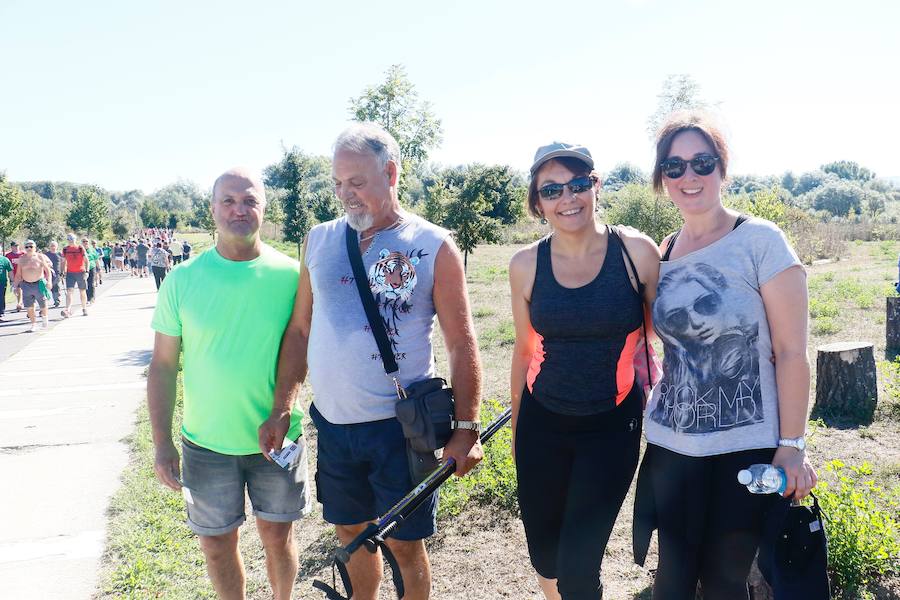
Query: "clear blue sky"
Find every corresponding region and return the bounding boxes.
[1,0,897,193]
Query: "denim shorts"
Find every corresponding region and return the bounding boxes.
[65,271,87,290]
[310,403,437,541]
[180,437,311,536]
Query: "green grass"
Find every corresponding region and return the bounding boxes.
[97,377,215,599]
[478,320,515,348]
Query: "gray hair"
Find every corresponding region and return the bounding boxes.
[333,122,402,177]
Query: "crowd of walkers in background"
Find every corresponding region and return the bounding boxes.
[0,227,193,330]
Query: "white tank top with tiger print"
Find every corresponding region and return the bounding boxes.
[305,214,450,424]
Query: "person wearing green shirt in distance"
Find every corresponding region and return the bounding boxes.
[81,237,98,303]
[0,254,12,321]
[148,167,309,600]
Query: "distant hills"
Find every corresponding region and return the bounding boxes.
[885,176,900,189]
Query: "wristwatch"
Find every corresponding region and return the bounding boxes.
[778,436,806,451]
[452,420,481,434]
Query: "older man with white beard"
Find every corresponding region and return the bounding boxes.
[263,122,483,600]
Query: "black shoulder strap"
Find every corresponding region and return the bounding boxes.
[733,213,749,230]
[609,226,654,388]
[661,229,681,262]
[610,226,644,297]
[345,224,399,375]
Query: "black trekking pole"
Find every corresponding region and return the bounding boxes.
[313,407,512,599]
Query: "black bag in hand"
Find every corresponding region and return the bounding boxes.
[759,492,831,600]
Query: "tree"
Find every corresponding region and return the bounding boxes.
[138,199,167,229]
[821,160,875,182]
[23,191,66,248]
[647,74,708,138]
[111,209,137,239]
[781,171,798,196]
[0,179,27,250]
[348,64,443,169]
[604,184,683,244]
[794,170,833,196]
[264,189,285,239]
[809,179,867,216]
[192,199,215,235]
[863,189,886,218]
[603,163,648,192]
[443,189,500,271]
[149,180,204,213]
[265,149,327,255]
[66,186,110,237]
[422,177,450,225]
[460,164,526,225]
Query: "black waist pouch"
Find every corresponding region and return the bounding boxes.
[395,378,454,483]
[395,378,455,452]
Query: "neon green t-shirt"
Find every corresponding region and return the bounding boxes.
[86,247,99,269]
[151,244,302,455]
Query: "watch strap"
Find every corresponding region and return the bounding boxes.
[452,420,480,433]
[778,436,806,450]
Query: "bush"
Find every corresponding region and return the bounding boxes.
[603,183,683,244]
[815,460,900,598]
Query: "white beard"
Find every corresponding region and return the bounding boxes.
[346,211,374,232]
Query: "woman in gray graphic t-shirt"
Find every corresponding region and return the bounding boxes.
[633,110,818,600]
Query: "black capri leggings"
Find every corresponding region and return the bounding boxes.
[516,384,642,600]
[151,265,167,290]
[643,443,777,600]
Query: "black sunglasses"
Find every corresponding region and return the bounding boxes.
[538,176,595,201]
[24,245,34,249]
[660,154,720,179]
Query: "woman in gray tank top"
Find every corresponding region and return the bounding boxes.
[509,143,661,600]
[634,111,818,600]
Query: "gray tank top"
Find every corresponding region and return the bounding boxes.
[305,214,450,424]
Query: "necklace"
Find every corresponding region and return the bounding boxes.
[359,215,404,243]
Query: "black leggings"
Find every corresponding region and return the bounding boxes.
[151,266,167,290]
[516,385,642,600]
[644,444,777,600]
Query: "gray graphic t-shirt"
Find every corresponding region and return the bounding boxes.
[644,218,802,457]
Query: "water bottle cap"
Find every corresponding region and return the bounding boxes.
[737,469,752,485]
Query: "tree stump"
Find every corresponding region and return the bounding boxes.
[814,341,877,422]
[887,296,900,352]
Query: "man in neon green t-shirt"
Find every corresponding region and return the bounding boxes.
[148,167,308,600]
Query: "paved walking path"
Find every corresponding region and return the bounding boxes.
[0,271,157,599]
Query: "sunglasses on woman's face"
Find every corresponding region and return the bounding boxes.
[538,176,594,201]
[660,154,720,179]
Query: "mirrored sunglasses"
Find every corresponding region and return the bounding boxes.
[538,176,595,201]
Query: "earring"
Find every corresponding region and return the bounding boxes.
[540,216,547,225]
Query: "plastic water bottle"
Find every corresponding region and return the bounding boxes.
[737,464,786,494]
